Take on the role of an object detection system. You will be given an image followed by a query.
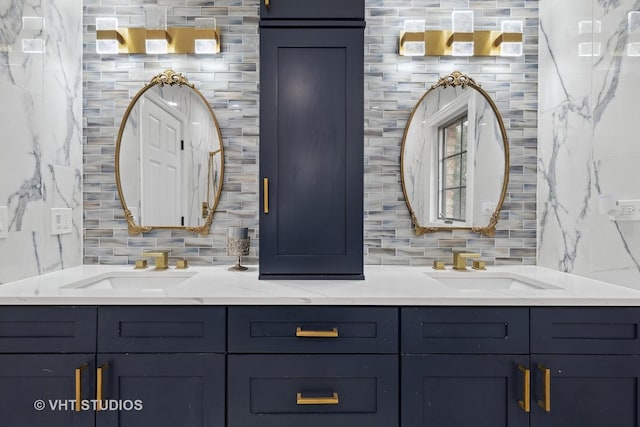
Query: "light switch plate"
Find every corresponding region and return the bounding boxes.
[0,206,8,239]
[51,208,73,235]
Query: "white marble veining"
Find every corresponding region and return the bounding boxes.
[0,0,82,283]
[0,265,639,306]
[538,0,640,288]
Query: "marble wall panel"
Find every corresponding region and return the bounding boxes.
[538,0,640,288]
[0,0,82,283]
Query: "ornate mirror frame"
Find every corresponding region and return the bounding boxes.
[400,71,510,237]
[115,69,224,236]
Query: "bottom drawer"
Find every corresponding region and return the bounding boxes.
[228,355,398,427]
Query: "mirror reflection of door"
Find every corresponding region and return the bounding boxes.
[140,97,184,226]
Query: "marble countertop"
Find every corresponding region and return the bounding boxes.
[0,264,639,306]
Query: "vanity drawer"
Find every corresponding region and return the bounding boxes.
[0,306,96,353]
[401,307,529,354]
[531,307,640,354]
[228,306,398,353]
[228,354,398,427]
[98,306,225,353]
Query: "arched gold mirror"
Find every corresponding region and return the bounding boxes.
[401,71,509,237]
[116,69,224,235]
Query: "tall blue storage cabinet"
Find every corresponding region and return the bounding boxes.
[258,0,365,279]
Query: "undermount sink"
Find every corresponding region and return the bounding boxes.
[427,272,562,291]
[62,271,197,291]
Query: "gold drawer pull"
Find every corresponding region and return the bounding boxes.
[517,365,530,413]
[295,327,338,338]
[537,363,551,412]
[75,364,88,412]
[265,0,270,9]
[96,363,109,411]
[296,392,339,405]
[263,178,269,214]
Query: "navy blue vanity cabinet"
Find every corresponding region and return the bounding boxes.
[530,308,640,427]
[227,307,399,427]
[401,307,531,427]
[0,307,97,426]
[259,1,365,280]
[96,307,226,427]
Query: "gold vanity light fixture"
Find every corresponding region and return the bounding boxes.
[95,16,220,54]
[399,11,523,57]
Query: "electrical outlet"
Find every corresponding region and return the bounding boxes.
[614,200,640,221]
[51,208,73,235]
[0,206,8,239]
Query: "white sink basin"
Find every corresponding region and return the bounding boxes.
[427,272,562,291]
[62,271,197,291]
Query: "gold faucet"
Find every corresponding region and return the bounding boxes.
[142,250,170,270]
[452,251,482,271]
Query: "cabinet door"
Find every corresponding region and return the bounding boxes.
[95,354,224,427]
[0,354,95,427]
[402,354,530,427]
[259,25,364,279]
[531,355,640,427]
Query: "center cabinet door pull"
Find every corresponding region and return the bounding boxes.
[517,365,531,413]
[296,392,339,405]
[537,363,551,412]
[295,327,339,338]
[263,178,269,214]
[75,364,88,412]
[96,363,109,411]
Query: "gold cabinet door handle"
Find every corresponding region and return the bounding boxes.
[517,365,530,413]
[96,363,109,411]
[265,0,270,9]
[295,327,339,338]
[537,363,551,412]
[297,392,339,405]
[75,364,88,412]
[263,178,269,214]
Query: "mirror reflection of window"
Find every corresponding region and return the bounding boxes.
[438,115,468,223]
[401,71,509,236]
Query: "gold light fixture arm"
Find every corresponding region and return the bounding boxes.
[96,27,220,54]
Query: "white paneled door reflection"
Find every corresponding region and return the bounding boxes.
[140,98,183,226]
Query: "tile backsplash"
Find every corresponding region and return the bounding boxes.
[82,0,538,267]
